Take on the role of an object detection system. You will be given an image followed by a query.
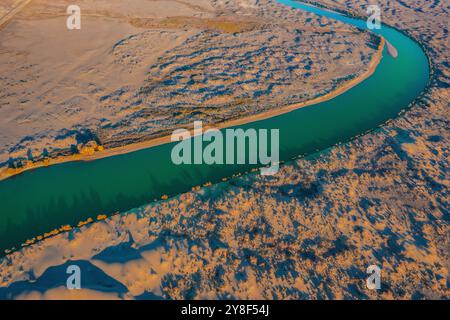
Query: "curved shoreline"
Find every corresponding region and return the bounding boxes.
[0,37,385,182]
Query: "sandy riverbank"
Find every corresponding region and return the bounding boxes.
[0,37,385,182]
[0,0,33,30]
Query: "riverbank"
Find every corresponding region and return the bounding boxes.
[0,36,385,182]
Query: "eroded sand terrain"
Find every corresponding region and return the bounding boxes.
[0,0,448,299]
[0,0,379,174]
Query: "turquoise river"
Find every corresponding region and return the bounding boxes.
[0,0,430,254]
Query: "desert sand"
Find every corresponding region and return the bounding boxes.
[0,35,385,181]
